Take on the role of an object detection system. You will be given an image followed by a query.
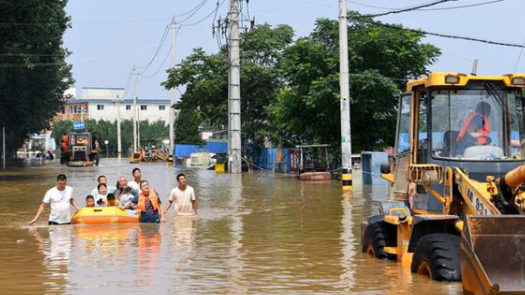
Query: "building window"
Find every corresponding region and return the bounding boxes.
[97,105,104,110]
[126,105,131,110]
[141,105,147,111]
[159,105,166,111]
[74,106,83,114]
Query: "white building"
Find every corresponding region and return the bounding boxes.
[65,87,171,124]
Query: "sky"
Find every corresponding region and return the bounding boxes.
[64,0,525,100]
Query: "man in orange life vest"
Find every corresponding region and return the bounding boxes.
[131,180,165,223]
[456,101,491,155]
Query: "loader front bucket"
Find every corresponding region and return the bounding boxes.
[460,215,525,295]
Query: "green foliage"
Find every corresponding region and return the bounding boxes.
[163,15,440,159]
[269,16,440,152]
[163,24,295,146]
[0,0,73,157]
[51,119,168,156]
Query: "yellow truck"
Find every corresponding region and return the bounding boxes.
[361,73,525,294]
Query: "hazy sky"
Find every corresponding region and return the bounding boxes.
[64,0,525,99]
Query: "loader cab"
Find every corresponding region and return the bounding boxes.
[392,73,525,213]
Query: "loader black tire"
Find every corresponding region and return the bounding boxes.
[411,233,461,282]
[361,221,396,260]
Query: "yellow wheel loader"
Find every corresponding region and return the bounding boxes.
[361,73,525,295]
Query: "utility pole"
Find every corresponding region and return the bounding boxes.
[339,0,352,190]
[132,67,138,153]
[169,17,178,159]
[228,0,242,174]
[114,94,123,159]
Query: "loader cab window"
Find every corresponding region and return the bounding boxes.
[430,86,525,160]
[396,93,412,155]
[417,93,429,163]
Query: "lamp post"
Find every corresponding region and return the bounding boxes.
[104,140,109,159]
[113,95,123,159]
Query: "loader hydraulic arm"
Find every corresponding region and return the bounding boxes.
[493,164,525,214]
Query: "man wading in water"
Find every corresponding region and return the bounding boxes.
[29,174,81,225]
[164,173,198,216]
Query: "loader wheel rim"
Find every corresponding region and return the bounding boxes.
[417,260,432,278]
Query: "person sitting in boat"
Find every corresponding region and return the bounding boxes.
[105,193,121,207]
[91,175,116,196]
[94,183,108,207]
[85,195,95,208]
[131,180,165,223]
[117,186,135,209]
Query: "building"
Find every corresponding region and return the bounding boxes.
[54,87,171,124]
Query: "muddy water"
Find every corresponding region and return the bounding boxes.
[0,159,462,294]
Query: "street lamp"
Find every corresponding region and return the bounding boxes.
[113,95,123,159]
[104,140,109,159]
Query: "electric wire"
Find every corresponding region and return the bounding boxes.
[513,36,525,72]
[181,0,226,27]
[140,45,173,79]
[179,0,209,24]
[136,24,170,73]
[347,0,507,12]
[360,0,462,18]
[354,18,525,49]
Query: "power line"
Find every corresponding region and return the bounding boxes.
[361,0,461,18]
[347,0,507,12]
[140,45,173,78]
[179,0,209,24]
[354,18,525,49]
[175,0,208,18]
[181,0,226,27]
[136,24,170,73]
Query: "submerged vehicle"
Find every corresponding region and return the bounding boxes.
[72,207,139,224]
[297,144,331,181]
[361,73,525,295]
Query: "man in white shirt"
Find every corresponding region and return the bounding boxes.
[29,174,81,225]
[127,167,142,197]
[165,173,198,216]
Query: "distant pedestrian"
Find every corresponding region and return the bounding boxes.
[29,174,81,225]
[164,173,198,216]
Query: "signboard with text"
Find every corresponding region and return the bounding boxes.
[73,121,85,130]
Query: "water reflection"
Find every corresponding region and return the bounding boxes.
[29,226,73,293]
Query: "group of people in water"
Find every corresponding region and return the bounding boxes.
[28,167,198,225]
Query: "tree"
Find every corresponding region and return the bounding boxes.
[269,15,440,153]
[0,0,73,158]
[163,24,295,148]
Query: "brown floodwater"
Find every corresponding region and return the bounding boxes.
[0,159,462,294]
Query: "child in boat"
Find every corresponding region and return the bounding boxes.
[105,193,121,207]
[86,195,95,208]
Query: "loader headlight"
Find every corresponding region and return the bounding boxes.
[445,75,460,84]
[512,77,525,85]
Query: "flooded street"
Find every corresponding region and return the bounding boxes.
[0,159,462,294]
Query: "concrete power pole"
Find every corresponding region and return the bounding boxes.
[169,18,178,159]
[114,94,123,159]
[132,67,138,153]
[339,0,352,190]
[228,0,242,174]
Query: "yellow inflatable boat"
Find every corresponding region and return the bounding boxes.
[72,207,140,224]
